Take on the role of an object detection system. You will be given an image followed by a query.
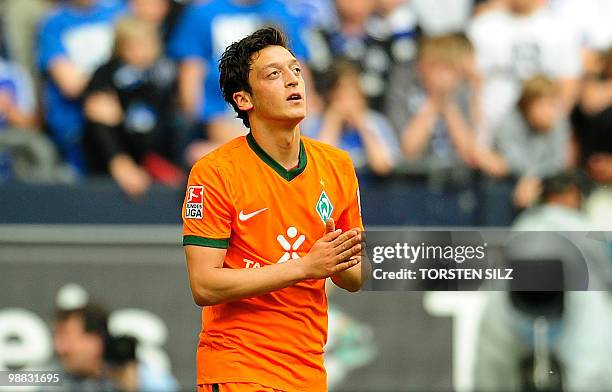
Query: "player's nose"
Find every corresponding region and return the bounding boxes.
[284,69,299,87]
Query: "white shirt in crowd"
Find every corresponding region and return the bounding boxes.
[467,7,582,143]
[411,0,473,36]
[547,0,612,50]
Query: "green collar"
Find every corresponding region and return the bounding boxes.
[246,132,307,181]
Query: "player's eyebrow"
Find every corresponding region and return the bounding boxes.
[261,59,300,71]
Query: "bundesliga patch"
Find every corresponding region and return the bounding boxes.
[185,186,204,219]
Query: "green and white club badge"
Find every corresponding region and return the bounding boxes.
[316,190,334,223]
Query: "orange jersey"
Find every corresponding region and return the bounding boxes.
[198,383,284,392]
[182,133,363,392]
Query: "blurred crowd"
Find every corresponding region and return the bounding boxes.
[46,284,179,392]
[0,0,610,216]
[1,2,609,390]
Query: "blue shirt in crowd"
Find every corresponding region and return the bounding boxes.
[301,110,401,170]
[37,0,125,174]
[0,58,35,129]
[168,0,310,123]
[0,58,36,181]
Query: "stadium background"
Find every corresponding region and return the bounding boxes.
[0,0,611,391]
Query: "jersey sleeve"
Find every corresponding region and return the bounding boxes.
[336,157,364,232]
[182,158,234,248]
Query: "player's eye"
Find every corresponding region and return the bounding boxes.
[268,70,280,78]
[292,66,301,75]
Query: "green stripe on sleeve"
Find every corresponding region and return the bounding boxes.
[182,235,229,249]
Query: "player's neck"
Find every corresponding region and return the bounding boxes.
[250,124,301,170]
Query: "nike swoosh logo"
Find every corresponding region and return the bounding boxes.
[238,208,268,221]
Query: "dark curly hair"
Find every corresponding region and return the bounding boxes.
[219,26,293,128]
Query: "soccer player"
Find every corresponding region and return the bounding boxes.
[182,26,364,392]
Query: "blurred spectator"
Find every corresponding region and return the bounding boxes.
[37,0,125,175]
[52,303,115,392]
[444,32,485,140]
[472,0,507,16]
[473,168,612,391]
[0,55,68,182]
[369,0,419,62]
[571,47,612,184]
[0,57,37,130]
[105,336,139,392]
[0,0,53,77]
[474,290,612,391]
[410,0,473,36]
[388,35,477,171]
[302,60,399,175]
[513,171,590,230]
[468,0,582,143]
[83,17,184,198]
[289,0,337,30]
[546,0,612,78]
[167,0,311,162]
[571,47,612,230]
[308,0,418,111]
[477,76,570,208]
[547,0,612,53]
[513,171,612,286]
[128,0,185,44]
[129,0,169,27]
[105,335,179,392]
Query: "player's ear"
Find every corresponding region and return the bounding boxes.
[233,91,254,112]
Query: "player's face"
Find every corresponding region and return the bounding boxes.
[246,45,306,126]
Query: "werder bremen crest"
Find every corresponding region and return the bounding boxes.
[315,190,334,223]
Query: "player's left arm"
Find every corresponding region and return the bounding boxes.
[328,219,363,292]
[331,162,367,292]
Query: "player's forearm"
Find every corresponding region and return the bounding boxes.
[331,262,362,292]
[190,259,308,306]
